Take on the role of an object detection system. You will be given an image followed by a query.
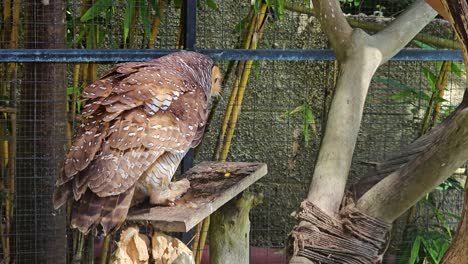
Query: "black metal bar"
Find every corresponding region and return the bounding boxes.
[181,0,197,175]
[183,0,197,50]
[0,49,463,62]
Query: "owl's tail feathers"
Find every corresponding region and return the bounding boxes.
[53,181,72,210]
[71,186,135,235]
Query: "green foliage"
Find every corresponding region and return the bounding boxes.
[139,0,152,39]
[123,0,136,47]
[67,86,83,113]
[206,0,219,10]
[401,199,459,264]
[339,0,361,7]
[80,0,114,22]
[283,103,317,146]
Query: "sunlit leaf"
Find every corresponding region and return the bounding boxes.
[283,105,304,117]
[206,0,219,10]
[80,0,114,22]
[409,236,422,264]
[124,0,136,47]
[276,0,285,20]
[412,40,435,50]
[304,104,316,146]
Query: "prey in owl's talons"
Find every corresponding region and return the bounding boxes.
[149,178,191,206]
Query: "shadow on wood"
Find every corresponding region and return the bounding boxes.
[127,162,268,232]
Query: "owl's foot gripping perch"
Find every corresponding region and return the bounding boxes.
[149,179,191,206]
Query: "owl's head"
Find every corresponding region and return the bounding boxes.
[163,51,222,99]
[210,65,222,97]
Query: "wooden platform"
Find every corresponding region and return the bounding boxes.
[127,161,267,232]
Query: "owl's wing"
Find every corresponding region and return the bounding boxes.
[53,61,209,207]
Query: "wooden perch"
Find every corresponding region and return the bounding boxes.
[127,162,267,232]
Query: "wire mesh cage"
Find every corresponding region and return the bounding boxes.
[0,0,466,263]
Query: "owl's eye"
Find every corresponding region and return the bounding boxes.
[214,78,219,84]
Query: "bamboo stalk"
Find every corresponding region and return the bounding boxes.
[72,232,86,264]
[3,1,20,261]
[2,0,11,47]
[195,217,210,264]
[0,197,6,263]
[148,0,165,48]
[176,5,185,49]
[191,220,202,256]
[196,6,269,264]
[220,5,268,161]
[100,235,111,264]
[0,118,7,263]
[420,61,451,135]
[213,7,257,160]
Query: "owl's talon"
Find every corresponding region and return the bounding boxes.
[149,179,191,206]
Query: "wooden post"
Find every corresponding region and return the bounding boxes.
[209,193,262,264]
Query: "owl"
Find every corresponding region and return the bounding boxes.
[53,51,222,235]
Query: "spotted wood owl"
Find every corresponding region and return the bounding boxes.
[53,51,222,234]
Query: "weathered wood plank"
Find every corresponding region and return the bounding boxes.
[127,161,268,232]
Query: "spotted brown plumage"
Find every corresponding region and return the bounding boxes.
[53,51,222,234]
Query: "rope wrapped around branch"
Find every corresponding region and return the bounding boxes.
[287,200,392,264]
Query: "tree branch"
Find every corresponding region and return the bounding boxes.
[311,0,352,61]
[307,30,381,215]
[284,2,460,50]
[373,0,438,64]
[357,98,468,222]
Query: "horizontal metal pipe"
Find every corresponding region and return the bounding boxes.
[0,49,462,62]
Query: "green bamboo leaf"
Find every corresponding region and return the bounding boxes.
[139,0,152,38]
[124,0,136,47]
[283,105,305,117]
[86,26,95,49]
[276,0,285,20]
[304,104,316,145]
[412,40,435,50]
[234,17,248,33]
[302,105,310,146]
[173,0,182,8]
[149,0,160,14]
[254,0,262,13]
[206,0,219,10]
[451,61,465,77]
[80,0,114,22]
[422,66,437,90]
[253,60,261,80]
[409,236,421,264]
[421,238,439,263]
[373,76,416,91]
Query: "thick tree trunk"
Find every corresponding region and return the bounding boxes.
[440,178,468,263]
[288,1,437,263]
[436,0,468,262]
[14,0,67,263]
[209,193,261,264]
